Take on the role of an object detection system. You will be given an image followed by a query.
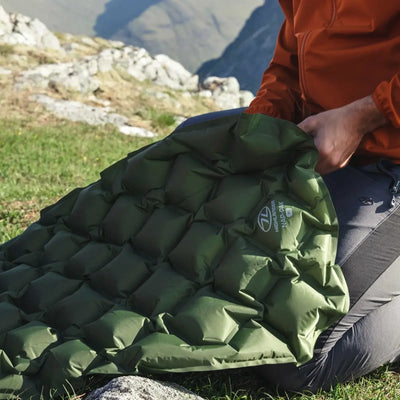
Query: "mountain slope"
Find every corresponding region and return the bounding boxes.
[197,1,284,94]
[0,0,107,35]
[95,0,264,72]
[1,1,264,72]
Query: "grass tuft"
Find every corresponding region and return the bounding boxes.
[0,44,13,57]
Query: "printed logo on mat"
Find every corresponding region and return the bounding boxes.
[258,201,292,233]
[258,206,273,232]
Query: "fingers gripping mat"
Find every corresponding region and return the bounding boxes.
[0,113,349,398]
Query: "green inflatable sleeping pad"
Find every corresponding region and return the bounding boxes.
[0,113,349,398]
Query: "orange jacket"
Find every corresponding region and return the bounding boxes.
[245,0,400,164]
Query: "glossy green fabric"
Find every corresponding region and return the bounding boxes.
[0,113,349,398]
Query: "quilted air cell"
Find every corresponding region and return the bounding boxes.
[101,195,150,245]
[128,265,198,316]
[3,322,58,370]
[165,154,220,213]
[89,244,151,298]
[83,308,149,350]
[132,206,191,261]
[168,222,226,283]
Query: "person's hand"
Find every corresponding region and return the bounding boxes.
[298,96,387,175]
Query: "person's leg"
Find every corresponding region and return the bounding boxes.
[257,163,400,392]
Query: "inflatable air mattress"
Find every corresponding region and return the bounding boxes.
[0,113,349,398]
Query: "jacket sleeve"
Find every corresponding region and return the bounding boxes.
[373,74,400,128]
[245,1,302,122]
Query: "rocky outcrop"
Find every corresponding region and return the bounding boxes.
[0,5,61,50]
[15,47,198,93]
[85,376,205,400]
[15,45,253,109]
[31,94,157,137]
[4,3,254,134]
[199,76,254,109]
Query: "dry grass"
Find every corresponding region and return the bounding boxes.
[0,38,221,135]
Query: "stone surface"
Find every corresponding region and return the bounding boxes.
[30,94,158,138]
[31,94,126,126]
[119,125,156,138]
[0,5,61,50]
[200,76,253,109]
[0,5,12,35]
[14,37,253,107]
[85,376,205,400]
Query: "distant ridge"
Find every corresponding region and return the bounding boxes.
[94,0,162,38]
[94,0,264,72]
[0,0,281,90]
[197,1,284,94]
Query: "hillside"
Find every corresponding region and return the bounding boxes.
[95,0,263,71]
[197,2,284,94]
[0,0,263,72]
[0,0,106,35]
[0,3,254,240]
[0,4,254,140]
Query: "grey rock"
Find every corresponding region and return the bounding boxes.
[213,92,241,109]
[0,5,12,35]
[85,376,205,400]
[15,58,101,93]
[200,76,254,108]
[184,75,200,91]
[6,3,251,110]
[61,42,80,53]
[31,94,128,126]
[0,6,61,50]
[154,54,198,90]
[239,90,256,107]
[202,76,240,93]
[30,94,158,138]
[198,90,213,98]
[119,126,157,138]
[97,50,115,73]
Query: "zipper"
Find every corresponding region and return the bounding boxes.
[299,31,311,102]
[299,0,336,108]
[329,0,337,27]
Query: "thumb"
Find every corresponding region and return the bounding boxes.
[297,116,316,135]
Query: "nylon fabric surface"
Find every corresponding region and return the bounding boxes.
[0,113,349,398]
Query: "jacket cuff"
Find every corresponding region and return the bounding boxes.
[373,78,400,128]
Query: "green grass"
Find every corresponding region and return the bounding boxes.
[0,119,155,243]
[1,119,400,399]
[136,107,179,130]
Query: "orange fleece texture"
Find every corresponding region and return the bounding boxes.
[246,0,400,163]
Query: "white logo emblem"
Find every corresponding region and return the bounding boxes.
[285,207,293,218]
[258,206,272,232]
